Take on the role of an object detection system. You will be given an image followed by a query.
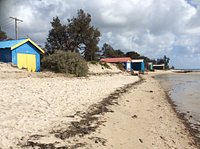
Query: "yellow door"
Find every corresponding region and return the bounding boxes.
[17,53,36,72]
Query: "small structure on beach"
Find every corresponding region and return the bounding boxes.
[100,57,132,71]
[147,62,153,71]
[153,64,165,70]
[131,59,145,73]
[0,38,44,72]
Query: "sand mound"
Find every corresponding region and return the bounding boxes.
[88,63,122,74]
[0,62,23,72]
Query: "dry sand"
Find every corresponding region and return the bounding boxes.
[0,63,138,148]
[0,63,197,148]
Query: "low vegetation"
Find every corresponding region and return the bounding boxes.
[99,61,111,69]
[116,63,125,71]
[41,51,88,77]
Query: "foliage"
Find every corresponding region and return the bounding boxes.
[45,9,101,61]
[41,51,88,77]
[99,61,111,69]
[0,29,7,41]
[45,17,69,54]
[125,51,140,59]
[155,55,170,70]
[90,60,98,65]
[67,9,101,60]
[116,63,125,71]
[101,43,125,58]
[171,66,175,69]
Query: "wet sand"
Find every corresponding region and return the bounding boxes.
[156,72,200,147]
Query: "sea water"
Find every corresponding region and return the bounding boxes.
[156,73,200,138]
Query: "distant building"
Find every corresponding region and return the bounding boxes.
[0,38,44,72]
[153,64,165,70]
[100,57,132,71]
[131,59,145,73]
[147,62,153,71]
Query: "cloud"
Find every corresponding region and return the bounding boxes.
[0,0,200,69]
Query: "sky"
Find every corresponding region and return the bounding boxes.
[0,0,200,69]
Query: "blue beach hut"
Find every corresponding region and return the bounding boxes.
[0,38,44,72]
[131,59,145,73]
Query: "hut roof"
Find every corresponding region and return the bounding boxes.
[132,59,144,62]
[0,38,44,53]
[100,57,131,63]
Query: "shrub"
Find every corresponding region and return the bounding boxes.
[41,51,88,77]
[99,61,111,69]
[90,60,98,65]
[116,63,125,71]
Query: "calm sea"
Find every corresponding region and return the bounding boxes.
[156,73,200,138]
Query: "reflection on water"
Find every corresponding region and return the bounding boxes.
[156,73,200,135]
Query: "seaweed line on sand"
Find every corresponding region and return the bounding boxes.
[24,77,143,149]
[163,85,200,148]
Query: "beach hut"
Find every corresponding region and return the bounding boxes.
[147,62,153,71]
[153,64,165,70]
[100,57,132,71]
[131,59,145,73]
[0,38,44,72]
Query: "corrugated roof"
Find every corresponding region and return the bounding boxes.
[0,38,45,53]
[100,57,131,63]
[0,39,25,49]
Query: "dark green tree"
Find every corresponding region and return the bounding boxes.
[101,43,124,58]
[67,9,101,60]
[156,55,170,70]
[0,29,7,41]
[45,17,69,54]
[125,51,140,59]
[163,55,170,69]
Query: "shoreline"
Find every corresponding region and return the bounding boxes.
[80,73,197,148]
[164,89,200,148]
[154,73,200,148]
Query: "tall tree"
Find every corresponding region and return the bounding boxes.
[0,29,7,41]
[163,55,170,69]
[67,9,101,60]
[45,17,69,54]
[101,43,124,58]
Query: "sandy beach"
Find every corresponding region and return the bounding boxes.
[81,74,197,149]
[0,63,138,148]
[0,63,197,148]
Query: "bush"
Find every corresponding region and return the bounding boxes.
[90,60,98,65]
[116,63,125,71]
[41,51,88,77]
[99,61,111,69]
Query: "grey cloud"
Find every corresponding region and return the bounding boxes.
[0,0,200,69]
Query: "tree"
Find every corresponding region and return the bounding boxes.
[0,29,7,41]
[45,17,69,54]
[126,51,140,59]
[163,55,170,70]
[67,9,101,60]
[156,55,170,70]
[101,43,125,58]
